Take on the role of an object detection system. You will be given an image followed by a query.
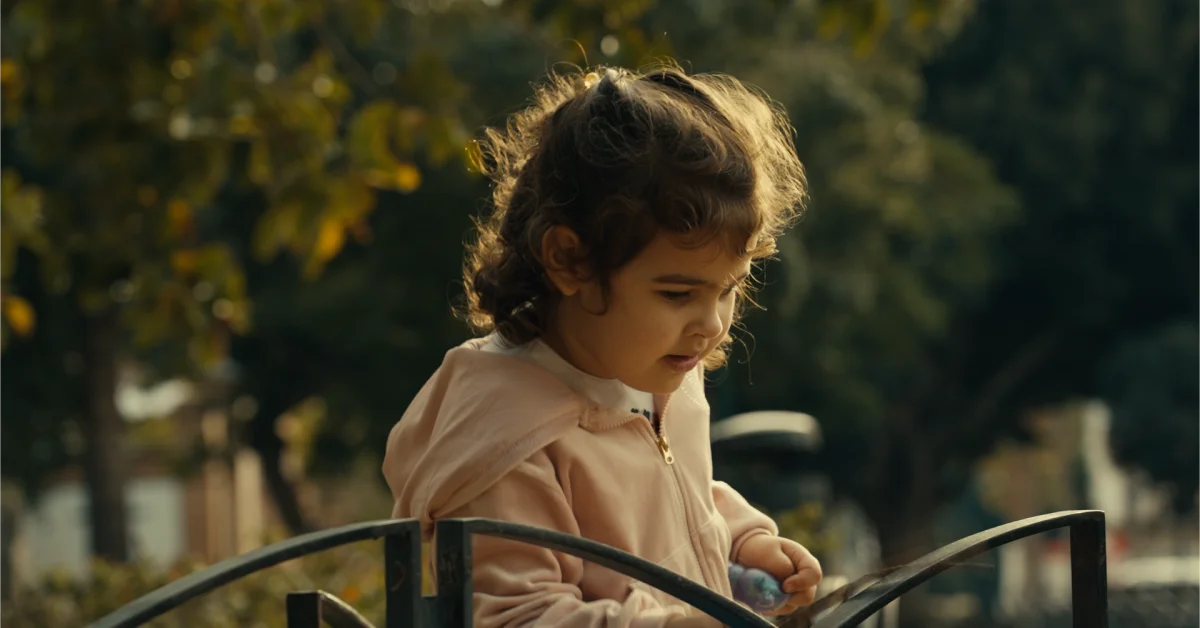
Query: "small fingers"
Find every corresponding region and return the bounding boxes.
[763,584,818,617]
[765,604,795,617]
[769,589,817,616]
[783,570,822,593]
[758,546,799,582]
[792,585,818,607]
[781,541,822,579]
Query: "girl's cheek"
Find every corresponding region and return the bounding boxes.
[720,301,735,329]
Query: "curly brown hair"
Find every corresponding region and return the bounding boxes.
[463,62,807,368]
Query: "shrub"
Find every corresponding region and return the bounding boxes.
[2,541,386,627]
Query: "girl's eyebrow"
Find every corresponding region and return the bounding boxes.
[653,272,751,287]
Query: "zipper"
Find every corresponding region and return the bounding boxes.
[654,426,675,465]
[642,398,715,590]
[653,398,675,464]
[655,435,674,464]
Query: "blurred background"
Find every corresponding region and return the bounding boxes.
[0,0,1196,626]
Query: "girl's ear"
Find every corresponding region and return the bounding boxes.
[541,226,588,296]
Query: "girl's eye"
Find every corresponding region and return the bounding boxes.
[720,284,740,299]
[658,290,691,302]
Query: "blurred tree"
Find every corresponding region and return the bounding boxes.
[1100,323,1199,514]
[0,0,673,541]
[920,0,1197,517]
[707,0,1196,565]
[0,246,84,502]
[0,0,484,556]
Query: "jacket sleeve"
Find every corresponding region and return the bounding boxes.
[442,450,689,628]
[711,480,779,563]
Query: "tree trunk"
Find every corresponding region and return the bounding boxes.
[248,390,314,536]
[863,422,941,627]
[257,436,313,536]
[81,310,129,562]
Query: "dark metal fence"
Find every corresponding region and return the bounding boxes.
[88,510,1108,628]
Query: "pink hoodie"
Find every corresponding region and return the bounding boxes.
[382,338,778,627]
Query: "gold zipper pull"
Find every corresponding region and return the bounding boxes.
[657,434,675,465]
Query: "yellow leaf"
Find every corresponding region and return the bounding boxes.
[167,199,192,237]
[170,249,199,275]
[347,100,401,172]
[3,295,35,336]
[252,203,301,262]
[364,170,392,189]
[817,2,845,39]
[427,116,466,166]
[908,7,931,30]
[328,176,375,222]
[313,219,345,263]
[394,163,421,193]
[464,141,486,174]
[228,113,258,137]
[0,59,17,85]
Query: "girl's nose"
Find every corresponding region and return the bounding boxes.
[694,302,724,339]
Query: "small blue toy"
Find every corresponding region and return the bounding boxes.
[728,563,788,613]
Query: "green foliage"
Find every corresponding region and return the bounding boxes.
[0,0,543,538]
[920,0,1198,509]
[0,0,482,365]
[1,542,387,627]
[0,252,85,499]
[694,0,1196,557]
[775,502,840,563]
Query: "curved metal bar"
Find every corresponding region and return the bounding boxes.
[451,518,776,628]
[806,510,1106,628]
[315,591,378,628]
[88,519,421,628]
[94,511,1097,628]
[286,591,378,628]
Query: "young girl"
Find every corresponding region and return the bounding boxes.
[383,63,820,627]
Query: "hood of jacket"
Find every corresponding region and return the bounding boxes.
[383,338,611,528]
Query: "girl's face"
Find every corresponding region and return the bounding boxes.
[543,231,751,394]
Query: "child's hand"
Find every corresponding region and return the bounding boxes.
[736,534,822,615]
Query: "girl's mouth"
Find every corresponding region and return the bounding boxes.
[662,354,701,372]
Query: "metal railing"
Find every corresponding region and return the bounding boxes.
[88,510,1107,628]
[799,510,1107,628]
[286,591,377,628]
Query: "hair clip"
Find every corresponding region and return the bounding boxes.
[582,72,601,90]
